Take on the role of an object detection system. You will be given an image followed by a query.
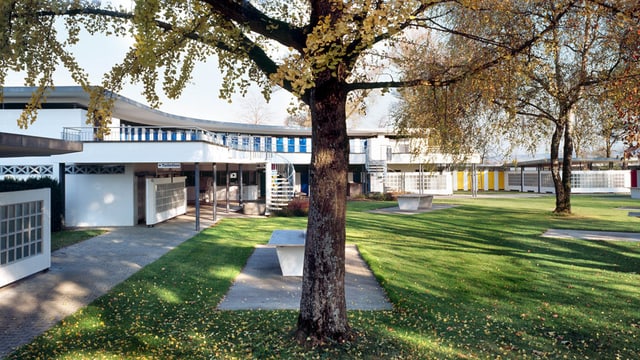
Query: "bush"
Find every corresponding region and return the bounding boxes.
[365,192,396,201]
[0,177,63,231]
[272,198,309,217]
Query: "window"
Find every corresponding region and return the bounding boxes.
[1,201,44,265]
[288,138,296,152]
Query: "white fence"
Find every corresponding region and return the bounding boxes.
[0,188,51,287]
[384,172,453,195]
[506,170,630,193]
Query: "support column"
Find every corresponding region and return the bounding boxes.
[239,164,244,205]
[537,165,542,193]
[58,163,66,228]
[265,161,272,216]
[471,164,478,198]
[419,163,423,195]
[225,163,230,213]
[195,162,200,231]
[212,163,217,222]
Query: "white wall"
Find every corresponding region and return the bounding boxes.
[0,109,87,139]
[60,142,231,164]
[367,135,390,162]
[65,165,135,227]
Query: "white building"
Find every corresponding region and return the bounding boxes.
[1,86,465,228]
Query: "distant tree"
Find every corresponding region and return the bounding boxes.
[240,92,273,125]
[611,8,640,159]
[391,31,516,165]
[574,94,626,160]
[402,1,640,214]
[285,107,311,128]
[504,1,640,213]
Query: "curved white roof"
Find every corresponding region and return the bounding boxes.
[1,86,391,138]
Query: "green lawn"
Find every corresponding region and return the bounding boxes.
[9,194,640,359]
[51,229,107,252]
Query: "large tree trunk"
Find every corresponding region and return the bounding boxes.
[296,75,351,344]
[558,109,575,214]
[550,120,566,212]
[550,108,574,214]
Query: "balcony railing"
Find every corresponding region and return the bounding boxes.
[61,126,316,154]
[62,126,225,144]
[60,126,418,161]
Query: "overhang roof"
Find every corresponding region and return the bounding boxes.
[0,132,83,157]
[1,86,391,138]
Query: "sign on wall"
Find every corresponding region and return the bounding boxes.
[157,163,181,170]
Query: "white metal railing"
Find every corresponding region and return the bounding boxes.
[505,170,630,193]
[384,172,453,195]
[267,154,297,211]
[61,126,318,154]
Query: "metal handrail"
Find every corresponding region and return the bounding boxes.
[61,126,313,155]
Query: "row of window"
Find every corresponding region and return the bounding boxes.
[112,127,373,153]
[225,136,309,153]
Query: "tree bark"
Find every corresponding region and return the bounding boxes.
[558,109,575,214]
[296,74,351,344]
[550,119,566,213]
[550,108,574,215]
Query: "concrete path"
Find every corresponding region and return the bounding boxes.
[369,203,457,215]
[217,244,392,311]
[542,229,640,242]
[0,212,216,359]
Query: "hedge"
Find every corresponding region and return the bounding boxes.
[0,177,63,231]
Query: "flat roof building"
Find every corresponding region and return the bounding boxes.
[1,86,466,227]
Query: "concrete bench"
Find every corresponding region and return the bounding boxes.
[397,194,433,211]
[268,230,306,276]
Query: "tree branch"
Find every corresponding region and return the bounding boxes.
[350,2,575,93]
[34,5,299,96]
[201,0,306,52]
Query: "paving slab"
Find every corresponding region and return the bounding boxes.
[217,244,392,311]
[369,203,457,215]
[542,229,640,242]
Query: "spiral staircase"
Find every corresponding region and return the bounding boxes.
[267,154,296,212]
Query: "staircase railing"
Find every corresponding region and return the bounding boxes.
[267,154,296,211]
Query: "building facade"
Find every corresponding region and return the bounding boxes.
[1,87,467,227]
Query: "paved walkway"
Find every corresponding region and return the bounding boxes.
[369,203,457,215]
[0,212,217,359]
[542,229,640,242]
[217,244,392,311]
